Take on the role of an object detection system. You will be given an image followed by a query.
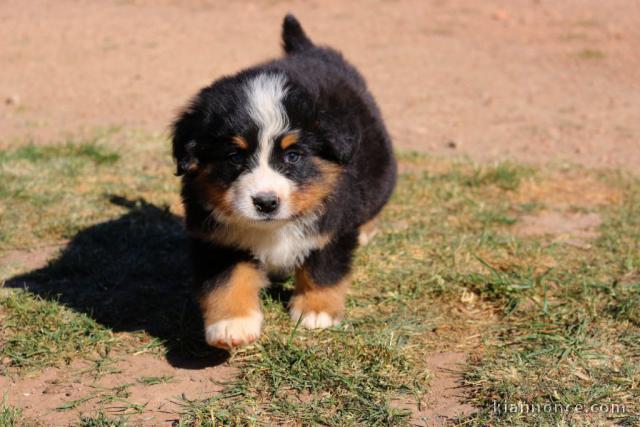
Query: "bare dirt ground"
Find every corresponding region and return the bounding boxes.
[0,353,237,426]
[1,0,639,170]
[1,349,473,426]
[393,353,477,426]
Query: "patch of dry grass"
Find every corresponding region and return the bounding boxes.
[1,132,638,425]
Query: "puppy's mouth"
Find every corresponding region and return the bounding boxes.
[247,206,293,223]
[234,214,294,230]
[253,212,281,222]
[214,194,295,226]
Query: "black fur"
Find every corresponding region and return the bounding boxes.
[190,239,255,297]
[172,15,396,315]
[304,231,359,285]
[282,14,314,54]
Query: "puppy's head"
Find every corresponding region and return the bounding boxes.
[172,72,355,226]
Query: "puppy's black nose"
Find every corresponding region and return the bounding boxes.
[252,192,279,214]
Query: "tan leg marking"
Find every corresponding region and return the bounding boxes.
[199,262,267,349]
[289,268,349,329]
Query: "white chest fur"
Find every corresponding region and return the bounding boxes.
[208,218,326,273]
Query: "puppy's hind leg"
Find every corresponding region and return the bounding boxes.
[358,217,379,246]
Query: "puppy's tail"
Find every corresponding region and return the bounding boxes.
[282,14,314,54]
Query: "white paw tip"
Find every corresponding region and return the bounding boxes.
[205,311,263,349]
[290,309,340,329]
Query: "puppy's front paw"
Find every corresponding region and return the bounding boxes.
[289,308,340,329]
[205,310,263,349]
[289,269,348,330]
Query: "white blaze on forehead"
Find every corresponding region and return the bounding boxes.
[244,73,291,193]
[244,73,289,152]
[224,73,294,221]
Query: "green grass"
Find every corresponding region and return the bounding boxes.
[137,375,174,385]
[56,383,144,415]
[465,161,534,191]
[78,411,127,427]
[0,141,119,165]
[0,131,175,254]
[0,132,639,425]
[0,290,115,371]
[577,48,605,60]
[178,325,422,425]
[0,397,22,427]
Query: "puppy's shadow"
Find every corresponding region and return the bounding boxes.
[6,196,227,369]
[265,272,294,306]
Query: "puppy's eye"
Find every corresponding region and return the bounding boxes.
[227,152,244,165]
[284,151,301,164]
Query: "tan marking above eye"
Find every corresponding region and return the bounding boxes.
[280,132,299,150]
[232,136,249,150]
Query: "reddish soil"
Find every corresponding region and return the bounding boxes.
[515,211,602,248]
[1,244,65,276]
[1,0,639,171]
[394,352,476,426]
[1,350,477,426]
[0,354,236,426]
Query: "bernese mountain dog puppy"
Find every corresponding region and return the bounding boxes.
[171,14,396,349]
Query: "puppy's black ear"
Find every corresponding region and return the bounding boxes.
[317,117,360,165]
[282,14,314,54]
[316,87,362,165]
[171,109,201,176]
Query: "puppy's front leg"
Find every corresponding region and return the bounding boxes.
[191,239,267,349]
[289,232,358,329]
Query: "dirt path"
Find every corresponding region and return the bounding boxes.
[0,354,236,426]
[393,353,476,426]
[1,351,480,426]
[1,0,638,170]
